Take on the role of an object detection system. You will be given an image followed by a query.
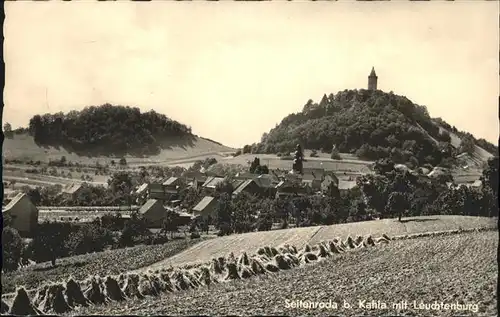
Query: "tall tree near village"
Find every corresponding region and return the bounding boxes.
[292,144,304,174]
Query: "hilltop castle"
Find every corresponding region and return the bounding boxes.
[368,67,378,91]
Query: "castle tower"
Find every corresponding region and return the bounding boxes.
[368,67,378,90]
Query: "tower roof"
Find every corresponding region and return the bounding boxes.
[369,67,377,77]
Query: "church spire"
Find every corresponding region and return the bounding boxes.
[369,67,377,77]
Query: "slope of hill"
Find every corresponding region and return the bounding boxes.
[137,215,497,271]
[3,132,235,165]
[3,104,235,164]
[255,89,495,168]
[81,230,497,316]
[435,125,494,168]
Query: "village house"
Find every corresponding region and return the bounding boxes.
[254,174,280,197]
[148,183,167,200]
[2,193,39,237]
[163,177,184,195]
[338,179,358,191]
[302,173,322,192]
[275,180,307,199]
[135,183,149,195]
[192,196,218,219]
[60,183,84,199]
[303,167,326,181]
[321,174,339,193]
[138,199,167,228]
[185,173,208,190]
[231,179,245,191]
[234,172,256,180]
[201,176,226,193]
[232,179,262,198]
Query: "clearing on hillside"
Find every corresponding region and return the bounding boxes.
[3,133,235,165]
[79,230,498,316]
[137,215,497,271]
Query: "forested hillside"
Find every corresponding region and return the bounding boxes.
[255,89,497,167]
[25,104,193,157]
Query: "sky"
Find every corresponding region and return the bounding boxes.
[4,1,499,148]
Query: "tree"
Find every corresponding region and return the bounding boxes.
[385,192,408,221]
[255,164,269,175]
[3,122,13,139]
[119,213,150,247]
[162,210,180,238]
[32,221,74,266]
[24,188,42,206]
[215,193,233,235]
[119,157,127,166]
[249,158,261,174]
[2,227,23,271]
[107,171,133,202]
[480,156,499,216]
[65,224,114,256]
[373,158,395,175]
[330,147,341,160]
[292,144,304,174]
[459,135,476,155]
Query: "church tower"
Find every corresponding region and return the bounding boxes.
[368,67,378,90]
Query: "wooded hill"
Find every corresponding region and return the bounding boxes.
[22,104,195,157]
[253,89,497,168]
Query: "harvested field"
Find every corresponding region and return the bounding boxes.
[138,215,497,271]
[80,230,498,316]
[2,238,206,294]
[138,226,322,272]
[4,232,391,314]
[308,215,498,245]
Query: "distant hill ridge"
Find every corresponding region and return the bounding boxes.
[3,104,234,163]
[5,104,232,158]
[254,89,497,168]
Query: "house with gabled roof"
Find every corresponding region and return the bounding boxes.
[338,180,358,191]
[138,199,166,227]
[2,193,39,236]
[192,196,218,219]
[231,179,245,191]
[275,180,307,199]
[235,172,255,180]
[302,173,322,192]
[232,179,262,198]
[321,174,339,193]
[202,176,226,193]
[135,183,149,195]
[60,183,84,199]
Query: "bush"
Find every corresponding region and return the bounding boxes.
[331,148,341,160]
[190,231,201,239]
[2,227,23,271]
[65,224,115,256]
[119,215,150,247]
[310,150,318,158]
[32,221,79,265]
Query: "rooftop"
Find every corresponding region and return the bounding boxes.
[62,183,83,195]
[193,196,216,212]
[163,177,179,186]
[139,199,160,214]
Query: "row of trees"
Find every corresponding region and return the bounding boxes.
[357,156,499,220]
[27,104,192,157]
